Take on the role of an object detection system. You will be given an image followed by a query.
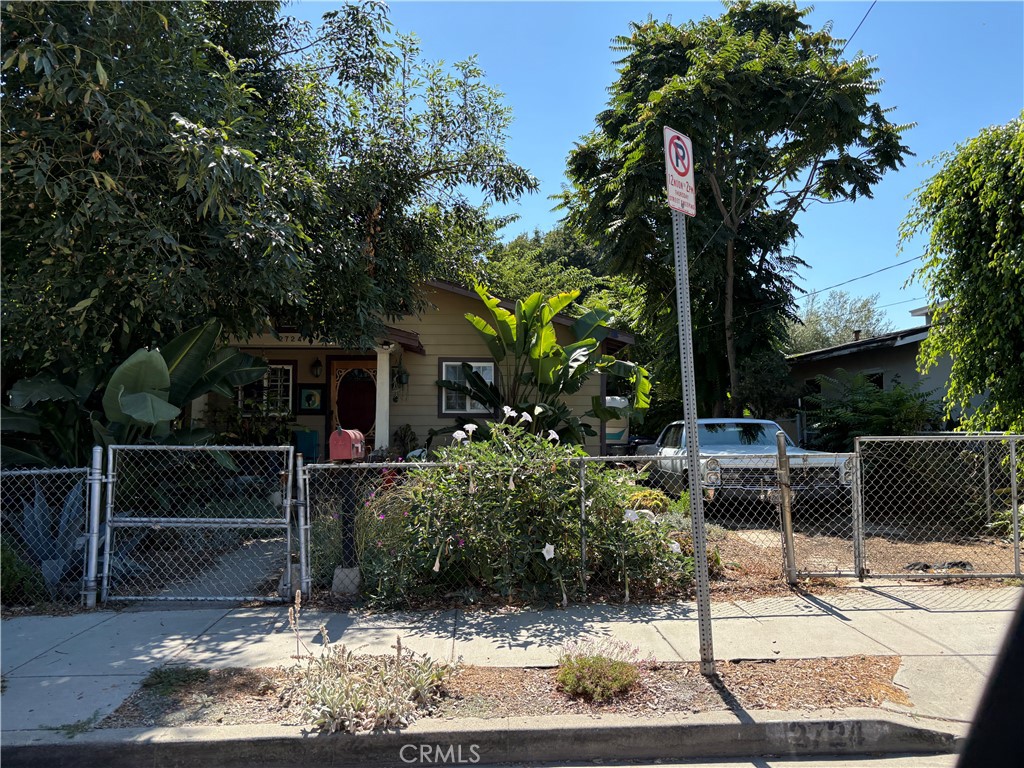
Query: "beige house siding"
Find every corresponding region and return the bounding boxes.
[388,284,603,452]
[226,283,609,456]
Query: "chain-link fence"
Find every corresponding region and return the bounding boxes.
[102,445,295,602]
[303,454,810,607]
[856,435,1021,578]
[783,452,859,579]
[1,466,94,606]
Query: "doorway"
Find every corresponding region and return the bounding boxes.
[330,358,377,448]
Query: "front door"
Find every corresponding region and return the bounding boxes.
[331,359,377,448]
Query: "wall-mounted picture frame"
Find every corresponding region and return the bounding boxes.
[297,384,325,415]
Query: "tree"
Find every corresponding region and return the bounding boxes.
[787,290,895,354]
[436,285,651,444]
[1,2,535,383]
[562,0,911,415]
[805,370,941,452]
[901,114,1024,432]
[479,227,603,308]
[1,1,314,380]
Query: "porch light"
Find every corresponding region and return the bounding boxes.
[310,357,323,378]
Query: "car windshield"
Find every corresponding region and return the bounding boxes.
[698,422,789,448]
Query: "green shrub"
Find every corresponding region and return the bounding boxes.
[0,538,48,606]
[988,505,1023,539]
[281,630,453,733]
[355,421,691,606]
[555,637,646,702]
[625,488,672,516]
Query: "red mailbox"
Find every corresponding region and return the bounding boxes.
[330,428,366,461]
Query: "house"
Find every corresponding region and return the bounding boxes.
[201,281,634,460]
[783,306,954,443]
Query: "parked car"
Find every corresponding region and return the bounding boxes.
[635,418,853,504]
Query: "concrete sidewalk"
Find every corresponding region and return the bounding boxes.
[1,583,1019,762]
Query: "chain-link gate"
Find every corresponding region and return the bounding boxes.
[779,449,860,580]
[101,445,296,602]
[1,465,98,606]
[856,435,1021,579]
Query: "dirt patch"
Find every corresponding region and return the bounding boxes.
[100,655,910,730]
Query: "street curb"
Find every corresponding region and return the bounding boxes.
[1,714,961,767]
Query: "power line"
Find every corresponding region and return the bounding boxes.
[793,255,920,304]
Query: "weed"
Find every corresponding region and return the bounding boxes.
[53,710,101,738]
[555,636,650,702]
[141,665,210,696]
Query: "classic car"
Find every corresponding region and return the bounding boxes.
[635,418,853,504]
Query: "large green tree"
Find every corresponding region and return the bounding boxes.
[1,1,534,384]
[787,290,894,354]
[1,1,314,379]
[562,0,911,415]
[901,114,1024,432]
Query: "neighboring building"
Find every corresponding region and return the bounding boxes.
[784,306,952,443]
[204,281,633,459]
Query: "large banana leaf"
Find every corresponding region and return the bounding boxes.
[160,319,222,406]
[473,284,517,349]
[102,349,172,425]
[515,293,544,357]
[573,307,612,346]
[1,405,41,434]
[9,375,77,409]
[465,313,506,362]
[186,347,266,401]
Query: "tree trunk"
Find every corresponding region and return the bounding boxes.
[724,238,741,417]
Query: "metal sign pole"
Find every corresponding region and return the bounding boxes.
[671,208,715,676]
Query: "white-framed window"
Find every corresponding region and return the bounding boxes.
[441,361,495,415]
[238,363,294,416]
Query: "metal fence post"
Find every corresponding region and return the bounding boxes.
[578,459,587,593]
[1010,438,1020,578]
[776,432,797,585]
[83,446,103,608]
[100,445,116,603]
[851,448,866,581]
[296,452,310,596]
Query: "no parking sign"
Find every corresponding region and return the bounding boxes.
[663,126,696,217]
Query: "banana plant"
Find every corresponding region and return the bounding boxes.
[2,320,266,466]
[438,284,651,444]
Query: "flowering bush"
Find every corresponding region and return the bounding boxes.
[355,420,691,606]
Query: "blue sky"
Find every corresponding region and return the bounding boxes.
[290,1,1024,326]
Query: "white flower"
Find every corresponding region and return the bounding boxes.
[639,509,656,522]
[502,405,518,420]
[518,412,533,424]
[623,509,639,523]
[669,541,681,554]
[542,543,555,561]
[452,430,468,442]
[464,424,478,435]
[546,430,560,442]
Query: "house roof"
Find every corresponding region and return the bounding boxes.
[382,325,426,355]
[786,325,931,364]
[424,279,637,349]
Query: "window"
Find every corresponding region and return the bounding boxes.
[239,363,294,416]
[865,371,884,389]
[440,361,495,414]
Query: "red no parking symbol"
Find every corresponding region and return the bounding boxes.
[668,134,690,177]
